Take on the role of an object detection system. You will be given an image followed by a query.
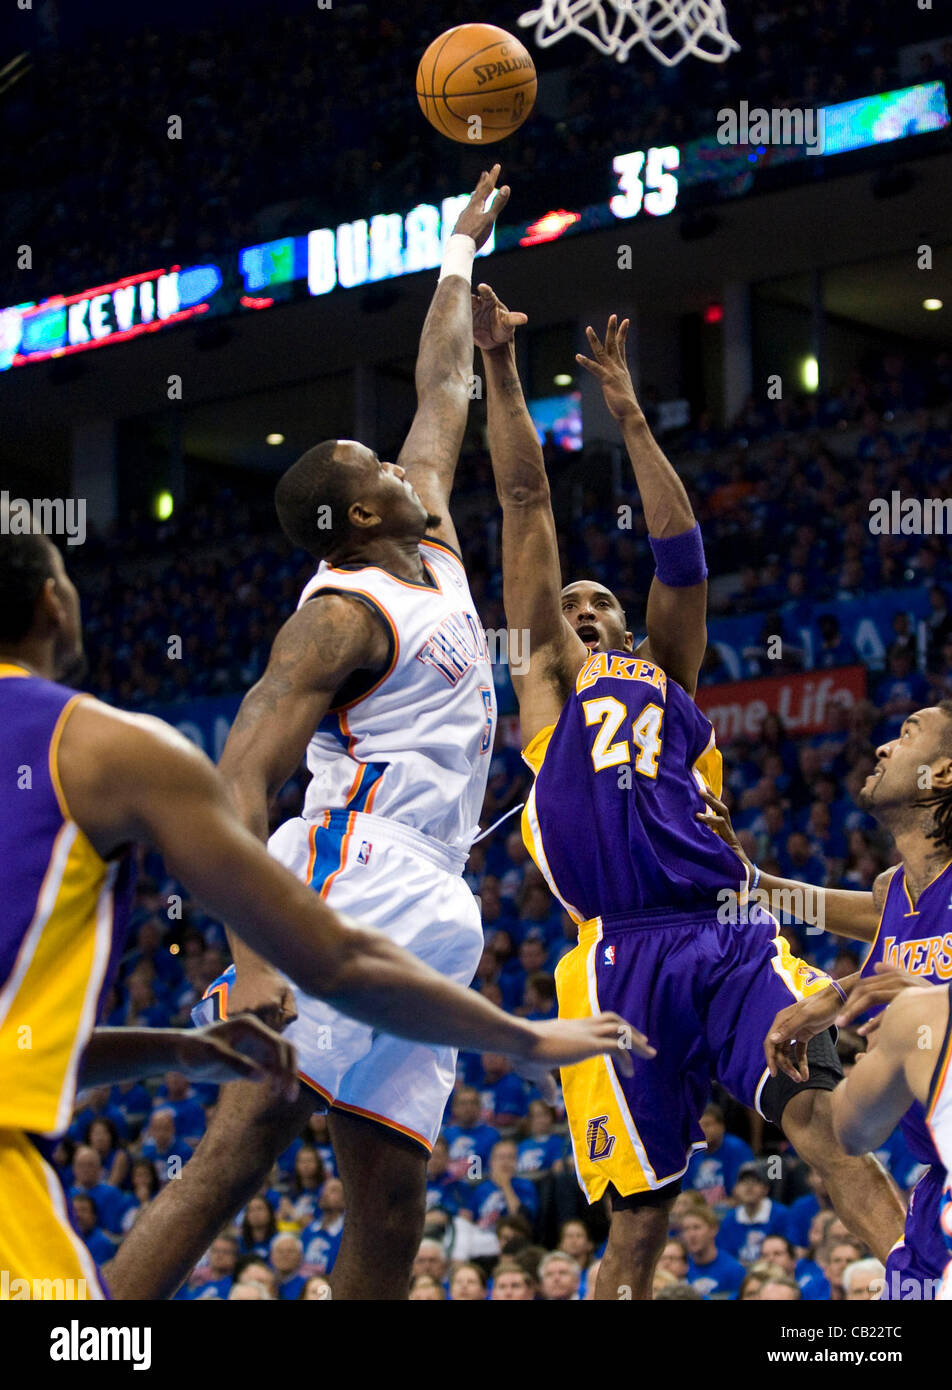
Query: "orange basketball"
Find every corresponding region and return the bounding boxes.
[416,23,537,145]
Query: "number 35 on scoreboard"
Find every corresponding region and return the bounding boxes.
[610,146,680,221]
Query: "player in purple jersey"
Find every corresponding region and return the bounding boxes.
[707,699,952,1298]
[475,292,905,1299]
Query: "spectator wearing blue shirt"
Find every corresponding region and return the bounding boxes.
[69,1193,117,1267]
[69,1145,130,1236]
[442,1086,500,1182]
[150,1071,207,1148]
[682,1206,746,1300]
[684,1103,754,1210]
[499,933,549,1012]
[269,1144,326,1227]
[238,1194,278,1258]
[270,1233,309,1299]
[121,917,185,992]
[785,1170,833,1250]
[873,649,931,739]
[69,1086,129,1146]
[120,1158,162,1236]
[426,1136,462,1215]
[873,1127,929,1193]
[515,883,564,948]
[517,1099,567,1177]
[139,1108,193,1183]
[521,972,558,1021]
[464,1140,539,1231]
[121,968,171,1028]
[300,1177,346,1273]
[110,1080,152,1136]
[84,1115,130,1190]
[717,1162,791,1264]
[478,1054,531,1128]
[185,1232,239,1300]
[757,1234,801,1285]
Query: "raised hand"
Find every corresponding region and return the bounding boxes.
[576,314,640,423]
[453,164,511,251]
[472,282,528,351]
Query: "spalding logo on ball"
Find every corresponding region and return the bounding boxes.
[417,22,538,144]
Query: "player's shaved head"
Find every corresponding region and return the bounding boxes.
[275,440,356,559]
[276,439,433,561]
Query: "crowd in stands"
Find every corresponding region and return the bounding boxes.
[5,0,951,305]
[48,351,950,1299]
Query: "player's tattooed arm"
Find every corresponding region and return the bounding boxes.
[396,166,510,554]
[218,594,389,841]
[577,316,707,696]
[480,308,588,742]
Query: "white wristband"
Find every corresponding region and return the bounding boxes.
[439,233,477,284]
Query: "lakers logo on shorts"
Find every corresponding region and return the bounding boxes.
[586,1115,616,1162]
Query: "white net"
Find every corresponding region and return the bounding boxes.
[517,0,740,67]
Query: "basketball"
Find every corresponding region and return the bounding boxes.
[416,23,537,145]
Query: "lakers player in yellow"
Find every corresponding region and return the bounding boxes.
[0,531,642,1299]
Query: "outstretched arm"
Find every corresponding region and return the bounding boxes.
[59,700,649,1070]
[81,1018,298,1100]
[577,317,707,696]
[697,789,886,943]
[477,287,587,743]
[396,166,511,554]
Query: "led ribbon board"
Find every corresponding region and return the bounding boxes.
[0,83,946,372]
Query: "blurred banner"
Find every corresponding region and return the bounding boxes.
[696,666,867,742]
[149,693,242,760]
[705,585,933,679]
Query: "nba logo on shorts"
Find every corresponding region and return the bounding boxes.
[586,1115,616,1162]
[357,841,373,866]
[603,944,615,966]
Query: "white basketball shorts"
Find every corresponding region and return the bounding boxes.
[267,808,483,1151]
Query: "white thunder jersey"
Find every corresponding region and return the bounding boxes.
[927,986,952,1299]
[299,536,496,855]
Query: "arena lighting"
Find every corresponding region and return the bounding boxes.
[703,303,724,325]
[553,373,573,387]
[154,491,174,521]
[923,298,943,311]
[1,84,946,372]
[266,433,285,445]
[801,356,820,392]
[519,210,582,247]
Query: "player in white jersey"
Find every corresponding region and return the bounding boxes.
[832,984,952,1300]
[106,167,647,1302]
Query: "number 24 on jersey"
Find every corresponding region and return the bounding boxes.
[583,696,663,779]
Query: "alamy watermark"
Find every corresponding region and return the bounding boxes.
[1,491,86,546]
[869,491,952,536]
[716,102,825,155]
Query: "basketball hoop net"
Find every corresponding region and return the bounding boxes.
[517,0,739,67]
